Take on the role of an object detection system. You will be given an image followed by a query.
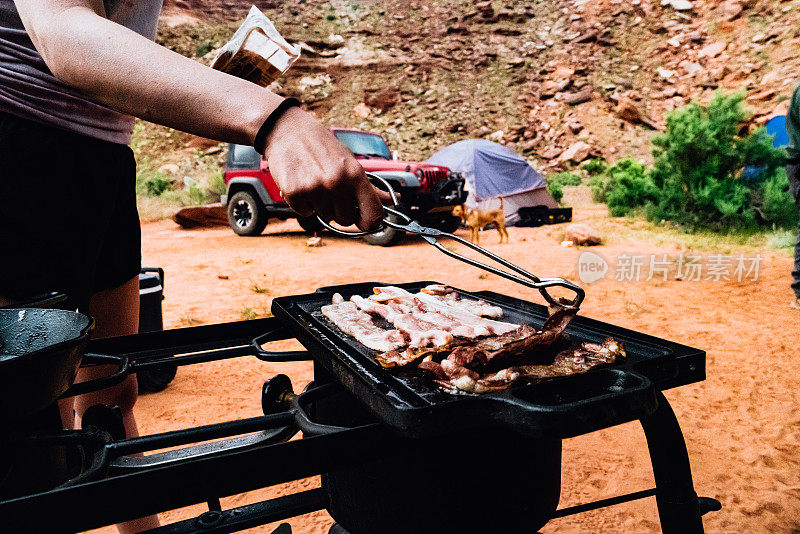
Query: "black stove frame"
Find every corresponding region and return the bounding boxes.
[0,310,720,533]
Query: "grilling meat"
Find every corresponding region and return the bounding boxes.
[320,300,406,352]
[518,338,626,379]
[321,286,624,393]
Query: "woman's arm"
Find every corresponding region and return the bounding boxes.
[14,0,383,229]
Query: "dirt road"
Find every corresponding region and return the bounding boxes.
[90,204,799,533]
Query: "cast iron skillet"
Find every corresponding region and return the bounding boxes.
[0,308,95,421]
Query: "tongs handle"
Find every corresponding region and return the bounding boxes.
[316,172,402,237]
[317,174,585,309]
[427,235,585,308]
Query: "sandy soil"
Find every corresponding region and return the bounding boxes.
[88,203,800,534]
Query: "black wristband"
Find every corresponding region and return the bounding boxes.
[253,98,301,155]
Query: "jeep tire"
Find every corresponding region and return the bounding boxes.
[430,214,461,233]
[363,213,403,246]
[228,190,268,236]
[297,215,325,235]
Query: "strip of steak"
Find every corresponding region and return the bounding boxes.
[320,301,406,352]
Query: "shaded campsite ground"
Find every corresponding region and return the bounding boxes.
[88,188,800,533]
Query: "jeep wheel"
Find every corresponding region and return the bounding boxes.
[228,191,268,236]
[430,214,461,234]
[363,214,403,246]
[297,215,325,235]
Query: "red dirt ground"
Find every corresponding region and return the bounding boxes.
[89,212,800,534]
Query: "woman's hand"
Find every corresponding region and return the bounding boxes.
[262,107,385,231]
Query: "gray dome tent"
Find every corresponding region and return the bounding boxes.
[426,139,558,225]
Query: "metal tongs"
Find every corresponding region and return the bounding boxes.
[317,173,585,309]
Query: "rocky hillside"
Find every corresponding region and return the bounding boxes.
[143,0,798,170]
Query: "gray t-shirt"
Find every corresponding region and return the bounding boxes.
[0,1,163,144]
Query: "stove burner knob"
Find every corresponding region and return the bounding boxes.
[195,510,224,528]
[262,374,296,415]
[82,404,126,442]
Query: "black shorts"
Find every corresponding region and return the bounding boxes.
[0,111,141,312]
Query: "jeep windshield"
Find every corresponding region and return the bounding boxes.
[333,131,392,159]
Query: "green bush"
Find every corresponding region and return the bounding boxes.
[589,93,791,231]
[196,40,214,57]
[648,92,787,230]
[582,158,608,176]
[187,183,207,204]
[754,167,798,229]
[207,169,226,197]
[600,159,657,217]
[589,174,608,203]
[546,172,582,204]
[549,172,582,186]
[135,160,172,197]
[547,181,563,203]
[145,176,172,197]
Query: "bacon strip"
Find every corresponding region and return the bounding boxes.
[351,295,453,348]
[320,301,405,352]
[323,286,620,395]
[420,284,504,318]
[370,286,519,336]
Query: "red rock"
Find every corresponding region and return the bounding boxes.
[541,78,571,97]
[561,86,594,105]
[699,41,727,58]
[615,97,643,122]
[353,103,373,119]
[718,1,743,21]
[747,89,777,102]
[559,141,592,164]
[564,223,601,246]
[566,120,584,134]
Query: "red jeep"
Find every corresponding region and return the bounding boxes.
[222,128,466,245]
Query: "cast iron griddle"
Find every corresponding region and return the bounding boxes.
[271,281,705,439]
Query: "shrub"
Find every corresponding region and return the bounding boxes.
[549,172,582,186]
[582,158,608,176]
[754,167,798,229]
[196,40,214,57]
[589,174,608,203]
[208,169,226,196]
[547,181,563,203]
[648,92,786,230]
[187,183,207,204]
[546,172,582,204]
[135,160,172,197]
[145,175,172,197]
[600,159,657,217]
[767,228,798,250]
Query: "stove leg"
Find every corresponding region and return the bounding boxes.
[640,391,704,534]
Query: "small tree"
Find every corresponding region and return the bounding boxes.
[647,92,786,230]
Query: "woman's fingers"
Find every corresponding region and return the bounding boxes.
[355,178,385,231]
[263,106,386,231]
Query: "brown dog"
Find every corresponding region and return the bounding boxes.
[452,198,509,244]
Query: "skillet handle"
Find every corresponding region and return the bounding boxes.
[251,325,312,362]
[60,354,132,398]
[493,368,657,439]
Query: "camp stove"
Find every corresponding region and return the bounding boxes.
[0,282,720,533]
